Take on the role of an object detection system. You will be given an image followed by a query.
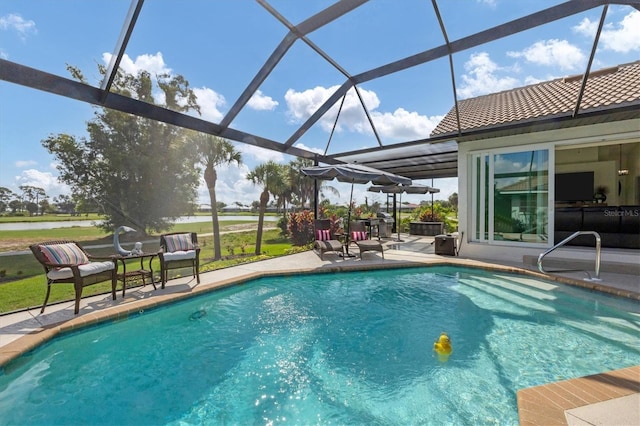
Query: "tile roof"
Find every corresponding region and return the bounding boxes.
[431,61,640,136]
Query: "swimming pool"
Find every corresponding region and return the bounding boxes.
[1,266,638,425]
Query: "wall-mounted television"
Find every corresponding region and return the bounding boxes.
[555,171,594,203]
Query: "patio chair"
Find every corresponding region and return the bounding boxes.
[313,219,344,260]
[30,240,117,314]
[158,232,201,288]
[349,221,384,259]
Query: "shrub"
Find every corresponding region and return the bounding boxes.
[418,210,445,222]
[277,216,288,236]
[412,202,457,232]
[287,210,315,246]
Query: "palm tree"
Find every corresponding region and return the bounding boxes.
[287,158,314,209]
[247,161,288,255]
[192,133,242,260]
[287,158,339,211]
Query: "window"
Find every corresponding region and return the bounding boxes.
[471,148,550,245]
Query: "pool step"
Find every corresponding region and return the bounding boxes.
[523,255,640,275]
[456,277,640,347]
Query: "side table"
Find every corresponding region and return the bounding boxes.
[115,253,157,297]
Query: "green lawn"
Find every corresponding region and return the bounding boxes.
[0,219,270,252]
[0,213,105,223]
[0,228,303,313]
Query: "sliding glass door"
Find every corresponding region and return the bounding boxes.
[471,147,550,245]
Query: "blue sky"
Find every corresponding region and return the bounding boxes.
[1,1,638,209]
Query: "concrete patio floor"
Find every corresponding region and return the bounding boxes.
[1,234,638,425]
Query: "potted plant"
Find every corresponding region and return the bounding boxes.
[594,185,608,203]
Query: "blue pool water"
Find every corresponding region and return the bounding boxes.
[1,266,639,425]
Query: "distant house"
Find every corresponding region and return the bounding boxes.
[432,61,640,264]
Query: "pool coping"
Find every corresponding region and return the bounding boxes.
[1,253,638,424]
[517,365,640,425]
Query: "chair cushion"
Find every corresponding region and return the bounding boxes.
[351,231,367,241]
[316,239,343,251]
[39,243,89,265]
[316,229,331,241]
[47,261,114,280]
[164,233,195,252]
[162,250,196,261]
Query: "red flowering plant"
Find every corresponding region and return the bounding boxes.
[327,213,342,234]
[287,210,315,246]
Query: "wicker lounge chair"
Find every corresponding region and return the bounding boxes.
[313,219,344,260]
[350,221,384,259]
[30,240,117,314]
[158,232,201,288]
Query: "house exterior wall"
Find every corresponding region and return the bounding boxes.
[457,119,640,265]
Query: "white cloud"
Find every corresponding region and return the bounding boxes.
[103,52,172,76]
[476,0,496,7]
[102,52,227,119]
[0,13,36,40]
[292,143,325,155]
[248,90,279,111]
[15,160,37,168]
[14,169,69,197]
[457,52,520,99]
[102,52,175,105]
[197,162,260,206]
[507,39,585,71]
[285,85,341,129]
[574,11,640,53]
[523,75,544,86]
[193,87,226,122]
[601,10,640,53]
[237,144,284,164]
[284,86,378,132]
[372,108,443,141]
[284,86,438,141]
[573,16,598,38]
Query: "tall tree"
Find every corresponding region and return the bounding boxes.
[286,158,339,211]
[43,65,201,233]
[191,133,242,260]
[53,194,76,214]
[247,161,288,255]
[286,157,314,210]
[19,185,46,216]
[0,187,14,213]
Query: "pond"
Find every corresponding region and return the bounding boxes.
[0,216,278,231]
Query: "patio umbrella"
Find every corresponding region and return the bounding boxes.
[368,184,439,241]
[301,163,411,255]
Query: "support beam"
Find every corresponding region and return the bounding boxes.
[100,0,145,99]
[0,59,334,163]
[220,0,368,130]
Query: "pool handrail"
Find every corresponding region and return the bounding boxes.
[537,231,601,281]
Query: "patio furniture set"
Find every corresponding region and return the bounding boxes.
[30,219,386,316]
[313,219,385,261]
[29,232,201,315]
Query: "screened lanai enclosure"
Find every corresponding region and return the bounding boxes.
[3,0,638,178]
[1,1,639,259]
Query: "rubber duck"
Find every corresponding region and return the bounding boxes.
[433,332,452,361]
